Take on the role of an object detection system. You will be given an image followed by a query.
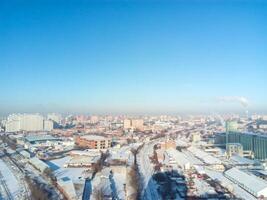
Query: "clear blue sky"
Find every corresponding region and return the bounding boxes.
[0,0,266,115]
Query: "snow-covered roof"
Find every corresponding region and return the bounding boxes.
[230,155,257,165]
[188,146,221,165]
[80,135,108,140]
[29,157,49,171]
[225,167,267,196]
[25,135,58,143]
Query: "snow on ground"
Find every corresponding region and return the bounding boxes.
[45,156,89,183]
[0,158,21,199]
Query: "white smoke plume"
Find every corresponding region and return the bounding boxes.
[218,96,249,107]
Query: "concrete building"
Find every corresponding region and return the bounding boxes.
[75,135,111,149]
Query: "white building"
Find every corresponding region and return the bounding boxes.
[225,167,267,198]
[5,117,20,132]
[5,114,53,132]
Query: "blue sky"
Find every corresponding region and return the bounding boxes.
[0,0,267,115]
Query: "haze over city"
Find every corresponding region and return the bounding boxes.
[1,1,266,115]
[1,1,267,200]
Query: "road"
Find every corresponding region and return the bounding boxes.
[137,140,161,200]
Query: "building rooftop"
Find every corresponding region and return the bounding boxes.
[188,146,222,165]
[225,167,267,194]
[230,155,257,165]
[228,131,267,139]
[25,135,59,143]
[80,135,108,140]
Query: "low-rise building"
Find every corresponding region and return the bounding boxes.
[75,135,111,149]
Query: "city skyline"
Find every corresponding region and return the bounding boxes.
[1,1,267,115]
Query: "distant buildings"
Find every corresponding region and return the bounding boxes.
[47,113,62,124]
[123,119,131,129]
[75,135,111,149]
[5,114,53,132]
[123,118,144,131]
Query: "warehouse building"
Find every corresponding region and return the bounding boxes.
[225,167,267,198]
[24,135,61,149]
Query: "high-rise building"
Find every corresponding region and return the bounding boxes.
[44,120,53,131]
[123,119,144,131]
[123,119,131,129]
[5,113,53,132]
[21,114,44,131]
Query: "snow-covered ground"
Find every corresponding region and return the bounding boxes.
[0,158,21,199]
